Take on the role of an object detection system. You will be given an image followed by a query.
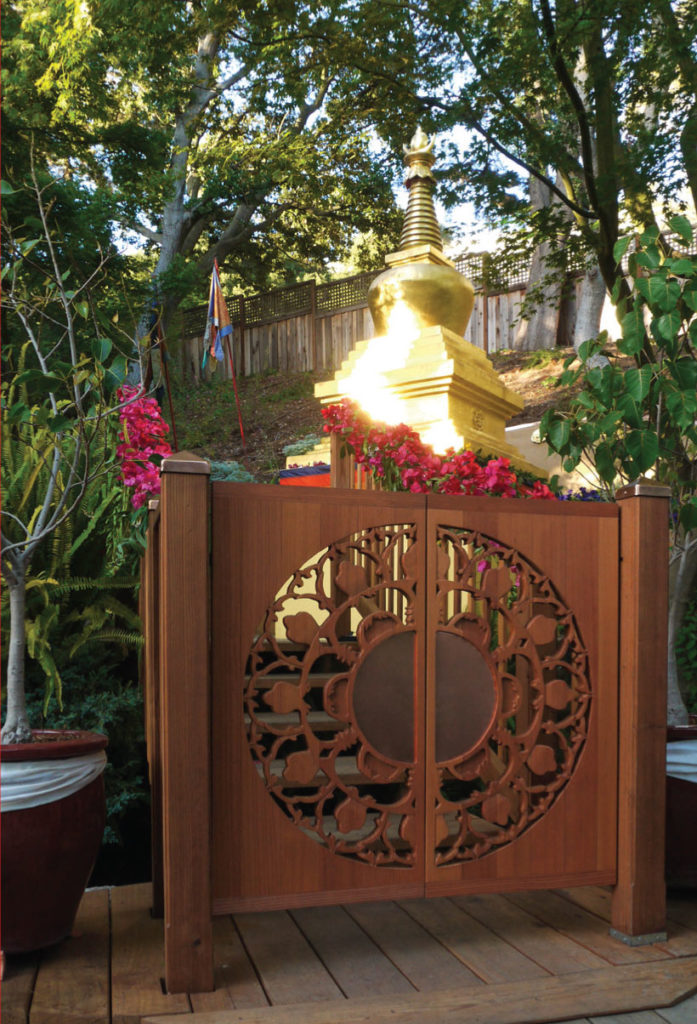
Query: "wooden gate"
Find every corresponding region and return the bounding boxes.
[209,484,618,911]
[143,456,670,993]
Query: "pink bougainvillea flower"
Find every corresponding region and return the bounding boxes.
[116,386,173,508]
[322,399,558,503]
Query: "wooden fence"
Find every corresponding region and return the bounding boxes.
[142,453,670,993]
[180,228,697,380]
[179,253,578,379]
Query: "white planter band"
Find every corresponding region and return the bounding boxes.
[1,750,107,812]
[666,739,697,784]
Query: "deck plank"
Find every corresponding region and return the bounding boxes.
[2,951,40,1024]
[558,887,613,921]
[233,911,344,1006]
[344,901,484,991]
[190,917,268,1013]
[655,991,697,1024]
[141,956,697,1024]
[665,895,697,932]
[452,893,609,975]
[398,898,550,984]
[588,1014,671,1023]
[506,891,670,964]
[290,905,416,998]
[29,887,109,1024]
[559,888,697,956]
[110,882,190,1023]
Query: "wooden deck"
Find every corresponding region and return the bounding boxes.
[3,883,696,1024]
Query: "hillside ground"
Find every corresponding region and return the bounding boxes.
[169,347,581,483]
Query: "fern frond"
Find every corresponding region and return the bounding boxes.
[70,629,144,657]
[52,575,139,595]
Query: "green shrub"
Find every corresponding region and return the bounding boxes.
[676,595,697,716]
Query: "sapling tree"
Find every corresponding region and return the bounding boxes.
[1,169,142,744]
[540,217,697,725]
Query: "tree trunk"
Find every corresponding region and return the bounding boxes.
[513,176,570,351]
[1,572,33,744]
[574,263,606,351]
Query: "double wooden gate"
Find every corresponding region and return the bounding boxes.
[142,456,670,993]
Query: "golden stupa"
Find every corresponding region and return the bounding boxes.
[300,128,546,477]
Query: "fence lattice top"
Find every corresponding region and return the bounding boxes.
[181,228,695,339]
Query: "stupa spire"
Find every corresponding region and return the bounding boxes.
[399,127,443,251]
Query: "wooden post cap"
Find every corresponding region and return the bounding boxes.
[615,478,672,500]
[161,451,211,475]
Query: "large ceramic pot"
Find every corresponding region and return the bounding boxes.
[1,730,107,953]
[666,724,697,888]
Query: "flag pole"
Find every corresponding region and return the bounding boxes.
[213,259,246,453]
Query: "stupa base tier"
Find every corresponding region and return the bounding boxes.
[311,324,547,478]
[288,427,547,480]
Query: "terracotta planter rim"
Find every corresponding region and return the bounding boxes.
[1,729,108,762]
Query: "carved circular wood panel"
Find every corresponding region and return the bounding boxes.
[243,522,591,868]
[433,525,591,864]
[244,524,420,867]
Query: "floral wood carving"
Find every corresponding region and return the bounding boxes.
[244,521,591,868]
[244,524,420,867]
[433,526,591,864]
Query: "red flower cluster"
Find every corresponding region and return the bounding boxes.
[116,386,172,509]
[322,399,556,500]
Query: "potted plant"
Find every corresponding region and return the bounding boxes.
[540,217,697,884]
[1,165,144,951]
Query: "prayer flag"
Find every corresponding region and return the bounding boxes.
[202,262,233,368]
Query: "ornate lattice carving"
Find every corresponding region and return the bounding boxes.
[244,524,419,866]
[433,526,591,864]
[245,522,591,869]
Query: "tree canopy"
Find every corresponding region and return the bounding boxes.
[357,0,697,300]
[3,0,410,327]
[5,0,696,330]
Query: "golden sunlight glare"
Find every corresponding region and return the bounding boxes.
[341,300,419,424]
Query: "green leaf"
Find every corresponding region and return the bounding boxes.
[668,358,697,390]
[651,310,681,345]
[547,418,570,451]
[14,369,65,389]
[617,393,642,428]
[104,355,127,394]
[624,365,652,401]
[75,301,89,319]
[665,387,697,427]
[613,236,631,264]
[635,275,681,313]
[595,442,616,483]
[634,247,660,269]
[679,497,697,532]
[640,225,660,246]
[573,391,596,410]
[46,414,72,432]
[7,401,32,424]
[20,238,41,256]
[598,409,624,434]
[683,281,697,312]
[1,180,16,195]
[665,257,694,276]
[625,430,659,472]
[669,215,693,244]
[91,337,112,362]
[620,307,646,355]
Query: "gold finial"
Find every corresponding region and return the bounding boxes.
[404,126,435,160]
[399,126,443,251]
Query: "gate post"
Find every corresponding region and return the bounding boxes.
[611,479,671,943]
[159,452,214,992]
[143,499,164,919]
